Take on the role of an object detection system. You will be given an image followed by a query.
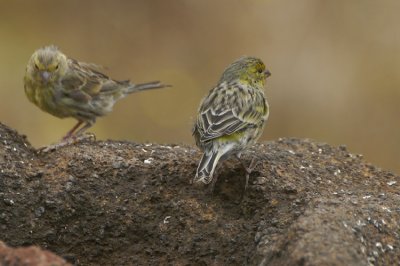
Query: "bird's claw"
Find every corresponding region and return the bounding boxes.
[37,132,96,153]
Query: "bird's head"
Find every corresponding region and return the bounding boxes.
[219,56,271,88]
[26,45,68,84]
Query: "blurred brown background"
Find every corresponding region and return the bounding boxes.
[0,0,399,174]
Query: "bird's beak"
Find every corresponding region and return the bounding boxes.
[40,71,51,82]
[264,70,271,78]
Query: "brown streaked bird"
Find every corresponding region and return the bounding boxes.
[192,56,271,192]
[24,45,170,139]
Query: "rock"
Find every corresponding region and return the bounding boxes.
[0,241,70,266]
[0,122,399,265]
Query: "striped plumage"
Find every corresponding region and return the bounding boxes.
[193,56,271,189]
[24,45,170,139]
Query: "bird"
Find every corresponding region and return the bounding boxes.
[192,56,271,192]
[24,45,170,140]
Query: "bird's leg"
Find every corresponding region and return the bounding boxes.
[70,121,96,143]
[62,121,83,140]
[38,121,95,153]
[74,121,94,137]
[38,121,83,153]
[62,120,96,145]
[237,155,260,192]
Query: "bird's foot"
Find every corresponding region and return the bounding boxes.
[238,157,261,201]
[37,133,96,153]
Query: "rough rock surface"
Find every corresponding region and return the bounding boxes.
[0,122,399,265]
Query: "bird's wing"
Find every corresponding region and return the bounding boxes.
[196,82,267,143]
[60,59,124,103]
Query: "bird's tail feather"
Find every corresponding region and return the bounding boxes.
[126,81,171,94]
[194,150,222,184]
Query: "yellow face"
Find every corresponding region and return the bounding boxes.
[33,57,59,72]
[27,45,67,84]
[219,56,271,88]
[241,58,271,87]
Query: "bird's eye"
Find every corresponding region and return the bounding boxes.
[257,68,263,74]
[55,64,59,70]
